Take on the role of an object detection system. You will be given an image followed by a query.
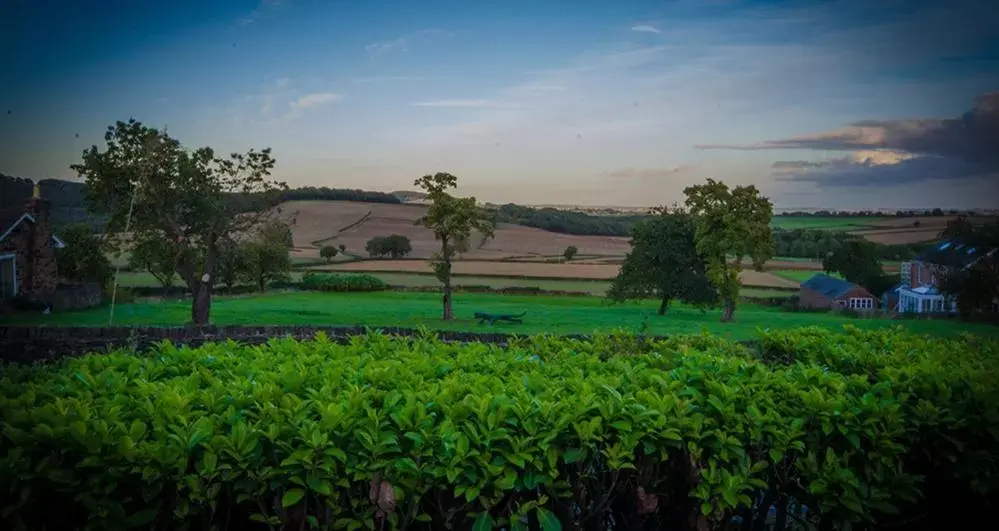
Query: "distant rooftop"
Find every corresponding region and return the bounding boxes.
[801,274,859,299]
[915,239,996,268]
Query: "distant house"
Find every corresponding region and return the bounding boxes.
[0,184,66,302]
[799,274,878,311]
[892,240,998,314]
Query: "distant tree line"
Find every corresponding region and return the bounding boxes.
[778,208,972,217]
[275,186,401,204]
[772,228,932,261]
[489,203,647,237]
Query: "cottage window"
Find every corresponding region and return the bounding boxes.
[848,297,873,310]
[0,253,16,300]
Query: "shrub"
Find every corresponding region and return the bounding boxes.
[563,245,578,261]
[365,234,412,259]
[300,271,388,292]
[1,328,997,530]
[319,245,338,262]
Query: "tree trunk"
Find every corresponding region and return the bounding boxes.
[189,241,217,327]
[258,275,266,292]
[442,277,453,320]
[721,297,735,322]
[658,296,671,315]
[192,280,212,326]
[440,240,454,320]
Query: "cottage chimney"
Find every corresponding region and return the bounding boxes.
[22,182,58,298]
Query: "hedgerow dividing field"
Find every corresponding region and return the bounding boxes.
[2,328,997,529]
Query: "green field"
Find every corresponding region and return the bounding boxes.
[771,216,882,230]
[771,269,838,283]
[9,291,994,340]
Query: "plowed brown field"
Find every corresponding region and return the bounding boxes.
[277,201,631,259]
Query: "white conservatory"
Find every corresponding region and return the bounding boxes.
[896,285,957,314]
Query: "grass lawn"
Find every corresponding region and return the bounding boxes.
[8,291,995,340]
[369,272,612,294]
[771,216,883,231]
[771,270,837,283]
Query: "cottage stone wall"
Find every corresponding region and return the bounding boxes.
[22,197,58,298]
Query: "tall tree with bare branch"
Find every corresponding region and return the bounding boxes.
[73,118,287,325]
[413,172,494,320]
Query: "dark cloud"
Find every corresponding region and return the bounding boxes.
[772,155,988,187]
[699,91,999,187]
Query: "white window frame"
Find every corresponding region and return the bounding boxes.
[0,252,17,300]
[848,297,873,310]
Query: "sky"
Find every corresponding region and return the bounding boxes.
[1,0,997,209]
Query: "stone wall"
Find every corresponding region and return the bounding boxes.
[50,282,103,311]
[1,325,678,364]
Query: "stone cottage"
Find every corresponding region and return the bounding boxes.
[0,184,66,303]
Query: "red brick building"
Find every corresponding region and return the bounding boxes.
[799,274,878,311]
[893,240,997,314]
[0,185,66,302]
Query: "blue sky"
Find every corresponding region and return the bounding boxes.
[1,0,997,209]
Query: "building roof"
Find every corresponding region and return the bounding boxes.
[0,211,66,248]
[0,209,23,235]
[914,239,996,268]
[801,274,861,299]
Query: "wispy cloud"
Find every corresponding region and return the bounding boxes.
[608,166,694,179]
[350,75,446,84]
[631,24,662,34]
[364,28,446,58]
[290,92,342,110]
[239,0,287,26]
[412,99,507,108]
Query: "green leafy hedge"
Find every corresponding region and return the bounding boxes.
[301,271,388,292]
[2,327,998,530]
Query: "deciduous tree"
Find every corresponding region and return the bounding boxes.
[608,207,716,314]
[822,239,883,286]
[240,220,293,292]
[73,119,286,325]
[563,245,578,262]
[320,245,339,263]
[684,179,774,322]
[414,172,494,320]
[55,224,112,287]
[127,236,180,291]
[365,234,413,259]
[938,219,999,318]
[215,237,244,291]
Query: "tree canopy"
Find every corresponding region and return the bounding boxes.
[822,239,883,286]
[608,208,716,315]
[938,218,999,318]
[414,173,494,320]
[72,118,287,325]
[684,179,774,322]
[55,224,112,287]
[366,234,413,259]
[239,220,293,292]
